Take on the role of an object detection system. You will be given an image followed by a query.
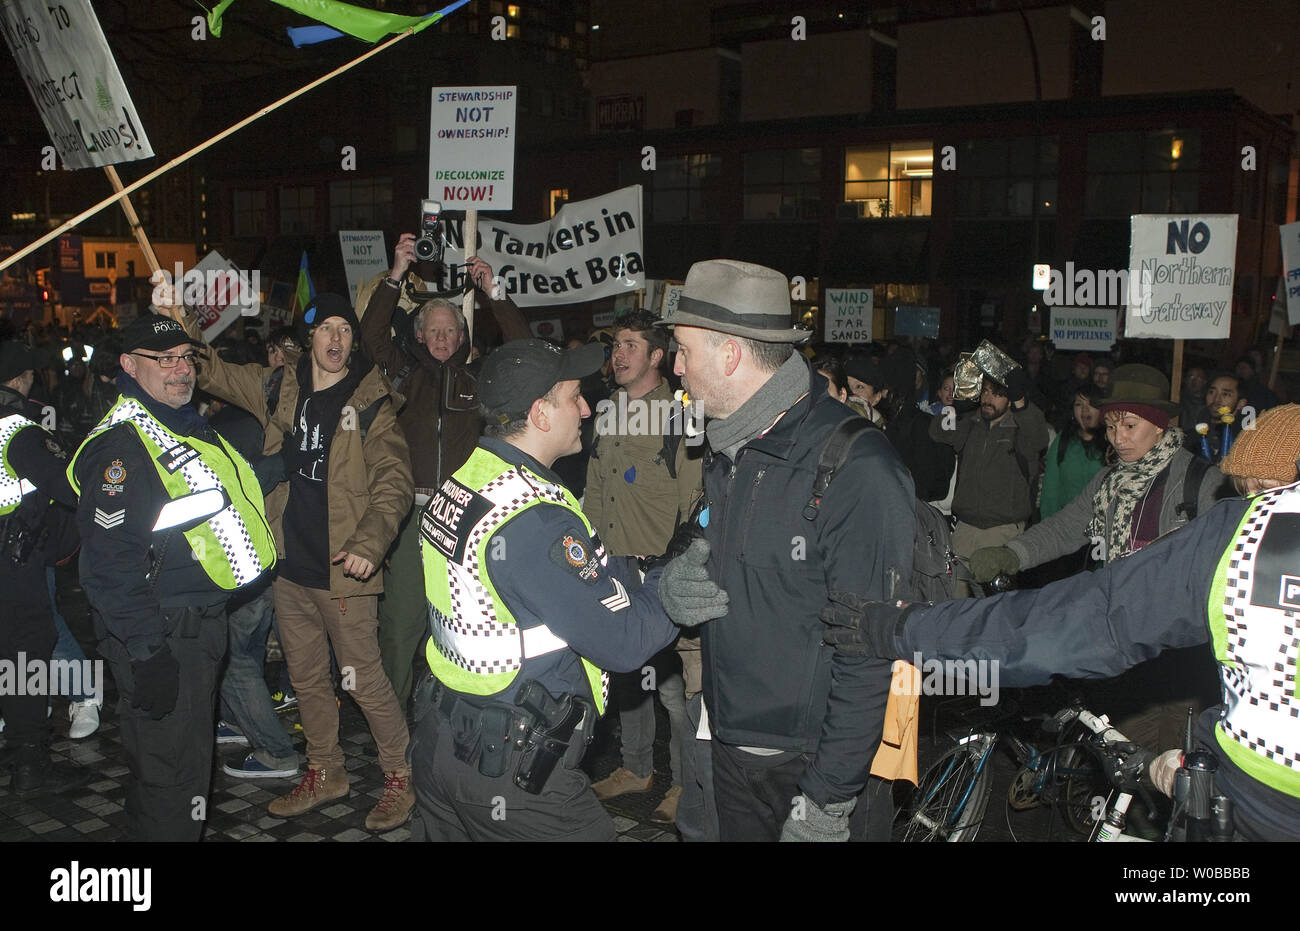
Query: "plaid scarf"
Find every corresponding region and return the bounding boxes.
[1086,426,1185,563]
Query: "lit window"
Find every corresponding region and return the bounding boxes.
[506,23,519,38]
[548,188,569,217]
[507,4,520,17]
[843,142,933,218]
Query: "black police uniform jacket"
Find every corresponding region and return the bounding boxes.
[0,386,78,614]
[697,364,916,808]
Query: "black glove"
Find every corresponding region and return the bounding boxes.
[252,452,287,493]
[819,590,911,658]
[1003,367,1028,404]
[131,643,180,719]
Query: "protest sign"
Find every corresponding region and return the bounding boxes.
[661,284,683,317]
[823,289,873,343]
[2,0,154,169]
[185,251,259,342]
[338,231,387,307]
[894,305,940,339]
[1049,307,1117,351]
[1280,221,1300,326]
[530,318,563,341]
[1125,214,1237,340]
[428,86,516,210]
[433,186,644,308]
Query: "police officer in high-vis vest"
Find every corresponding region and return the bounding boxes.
[411,339,727,841]
[820,403,1300,841]
[0,341,86,796]
[70,314,278,841]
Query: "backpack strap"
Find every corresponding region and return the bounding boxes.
[1177,454,1211,521]
[803,417,872,521]
[358,397,386,443]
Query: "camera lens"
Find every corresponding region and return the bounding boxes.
[414,236,435,261]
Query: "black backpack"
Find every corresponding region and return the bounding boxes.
[803,417,979,603]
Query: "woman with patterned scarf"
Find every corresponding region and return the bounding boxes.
[969,364,1228,751]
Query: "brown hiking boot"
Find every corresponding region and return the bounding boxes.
[365,771,414,831]
[591,767,653,800]
[650,785,682,825]
[268,766,349,817]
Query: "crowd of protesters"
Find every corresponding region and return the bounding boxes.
[1,281,1295,841]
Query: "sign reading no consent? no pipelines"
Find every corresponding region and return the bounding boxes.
[428,85,517,211]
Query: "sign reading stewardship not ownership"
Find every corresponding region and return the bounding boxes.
[428,86,516,210]
[824,289,873,343]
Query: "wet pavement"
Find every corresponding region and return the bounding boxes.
[0,563,681,843]
[1,565,1137,843]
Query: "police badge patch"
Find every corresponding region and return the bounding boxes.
[101,459,126,496]
[550,529,602,583]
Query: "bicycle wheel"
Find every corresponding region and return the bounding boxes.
[899,738,993,842]
[1055,727,1109,835]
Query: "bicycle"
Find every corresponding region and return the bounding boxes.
[898,699,1114,842]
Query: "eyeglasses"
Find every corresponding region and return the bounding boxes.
[130,351,199,369]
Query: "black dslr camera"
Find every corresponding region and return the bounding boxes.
[414,199,445,264]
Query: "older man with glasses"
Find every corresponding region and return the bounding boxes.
[69,313,279,840]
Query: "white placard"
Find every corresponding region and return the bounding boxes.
[1125,214,1237,340]
[1280,221,1300,326]
[1049,307,1117,351]
[661,284,683,316]
[435,186,644,308]
[428,85,516,210]
[338,231,388,308]
[824,289,874,343]
[1,0,153,169]
[187,251,257,342]
[529,318,563,342]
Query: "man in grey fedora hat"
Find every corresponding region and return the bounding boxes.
[656,259,916,841]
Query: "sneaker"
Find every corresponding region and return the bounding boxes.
[365,771,414,831]
[68,700,100,739]
[590,766,653,800]
[267,766,349,817]
[216,720,249,746]
[271,688,298,713]
[650,785,682,825]
[223,751,300,780]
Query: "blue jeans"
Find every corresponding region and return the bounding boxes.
[614,650,686,786]
[218,584,296,762]
[48,567,89,704]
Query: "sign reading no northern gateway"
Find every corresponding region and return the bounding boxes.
[1,0,154,169]
[1050,307,1117,351]
[428,86,516,210]
[1125,214,1237,340]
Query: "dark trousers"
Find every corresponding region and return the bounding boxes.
[97,603,226,842]
[0,598,56,749]
[713,741,895,842]
[408,680,616,842]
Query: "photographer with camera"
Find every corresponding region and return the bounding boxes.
[359,223,530,712]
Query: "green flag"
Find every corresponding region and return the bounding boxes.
[209,0,441,43]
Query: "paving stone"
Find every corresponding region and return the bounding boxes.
[71,818,109,834]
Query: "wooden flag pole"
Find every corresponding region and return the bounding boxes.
[0,27,422,274]
[1269,327,1286,393]
[1171,338,1184,404]
[104,165,162,275]
[462,208,477,342]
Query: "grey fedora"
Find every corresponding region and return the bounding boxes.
[657,259,812,343]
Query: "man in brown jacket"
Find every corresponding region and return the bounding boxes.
[160,291,416,830]
[359,235,530,710]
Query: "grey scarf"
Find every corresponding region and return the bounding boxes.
[1086,425,1185,563]
[705,351,810,462]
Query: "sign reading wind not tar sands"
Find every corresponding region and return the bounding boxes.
[1,0,153,169]
[432,185,645,308]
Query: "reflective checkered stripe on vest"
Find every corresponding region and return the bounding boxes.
[1208,484,1300,798]
[0,414,38,516]
[69,397,275,589]
[421,446,609,714]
